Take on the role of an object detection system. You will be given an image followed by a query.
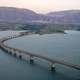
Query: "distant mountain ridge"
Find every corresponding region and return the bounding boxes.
[47,10,80,24]
[0,7,48,23]
[0,7,80,24]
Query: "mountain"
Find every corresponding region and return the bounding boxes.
[0,7,80,24]
[0,7,49,23]
[47,10,80,24]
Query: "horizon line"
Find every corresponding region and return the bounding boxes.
[0,6,80,14]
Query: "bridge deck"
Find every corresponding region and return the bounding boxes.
[0,32,80,70]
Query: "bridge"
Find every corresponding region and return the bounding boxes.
[0,32,80,71]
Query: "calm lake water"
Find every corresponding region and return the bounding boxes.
[0,30,80,80]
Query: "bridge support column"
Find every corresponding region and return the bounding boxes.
[4,48,8,52]
[29,56,34,64]
[11,49,13,54]
[5,48,11,54]
[7,49,11,54]
[19,55,22,59]
[13,53,17,57]
[15,51,22,59]
[49,63,56,71]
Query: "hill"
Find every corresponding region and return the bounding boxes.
[0,7,80,24]
[47,10,80,24]
[0,7,48,23]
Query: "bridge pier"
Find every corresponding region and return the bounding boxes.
[4,47,10,54]
[13,50,22,59]
[49,62,56,71]
[13,53,17,57]
[29,55,34,64]
[7,49,12,54]
[11,49,15,55]
[18,55,22,59]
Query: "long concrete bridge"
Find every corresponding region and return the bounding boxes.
[0,32,80,71]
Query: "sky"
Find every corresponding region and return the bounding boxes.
[0,0,80,13]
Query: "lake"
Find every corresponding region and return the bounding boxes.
[0,30,80,80]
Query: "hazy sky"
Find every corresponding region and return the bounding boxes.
[0,0,80,13]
